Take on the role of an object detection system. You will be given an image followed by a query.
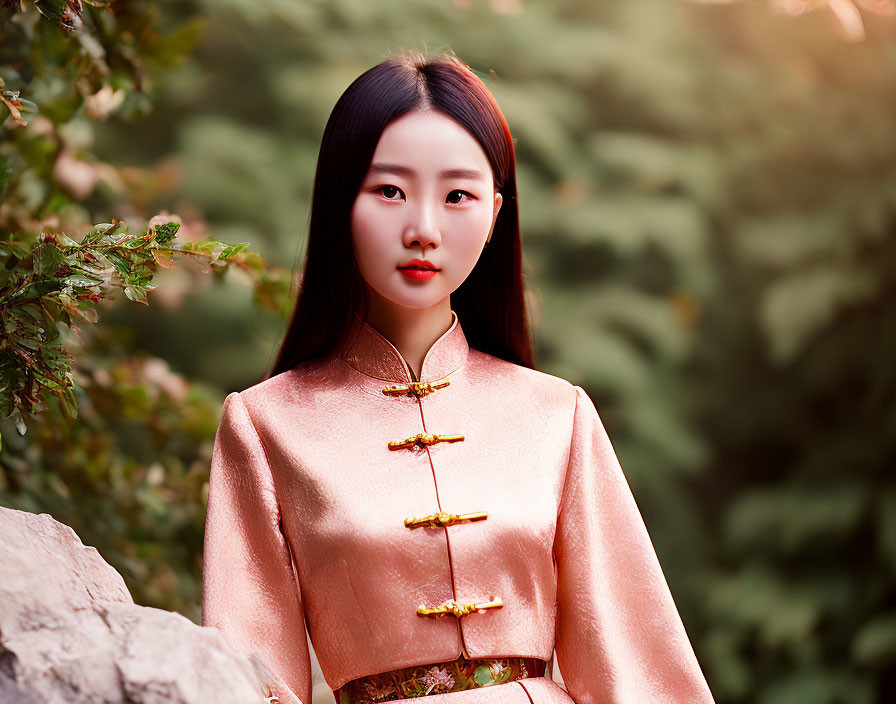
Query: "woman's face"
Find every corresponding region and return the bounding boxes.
[350,108,503,313]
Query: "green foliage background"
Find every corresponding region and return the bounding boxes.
[2,1,895,702]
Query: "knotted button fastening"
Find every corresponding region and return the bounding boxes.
[382,379,450,398]
[388,432,464,451]
[404,511,488,529]
[417,596,504,618]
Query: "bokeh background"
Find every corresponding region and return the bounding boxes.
[2,1,896,702]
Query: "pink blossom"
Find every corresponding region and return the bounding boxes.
[422,665,456,694]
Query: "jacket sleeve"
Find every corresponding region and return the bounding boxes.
[202,391,312,704]
[552,385,714,704]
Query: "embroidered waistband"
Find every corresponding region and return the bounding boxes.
[335,654,549,702]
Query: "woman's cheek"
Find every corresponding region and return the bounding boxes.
[454,210,492,254]
[351,203,389,265]
[355,239,386,286]
[351,198,378,239]
[459,205,493,240]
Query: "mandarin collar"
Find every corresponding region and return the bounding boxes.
[339,310,469,383]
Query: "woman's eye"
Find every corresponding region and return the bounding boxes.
[377,185,404,200]
[446,190,474,205]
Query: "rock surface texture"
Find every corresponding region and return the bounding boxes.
[0,506,294,704]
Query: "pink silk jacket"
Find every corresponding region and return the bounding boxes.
[201,310,715,704]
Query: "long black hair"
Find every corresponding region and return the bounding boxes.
[267,49,534,380]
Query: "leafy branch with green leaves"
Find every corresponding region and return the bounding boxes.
[0,216,274,449]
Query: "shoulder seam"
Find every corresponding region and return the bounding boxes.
[230,391,307,618]
[555,384,582,525]
[232,391,283,523]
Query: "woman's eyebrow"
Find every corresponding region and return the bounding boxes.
[368,163,485,180]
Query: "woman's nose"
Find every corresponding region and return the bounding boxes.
[404,199,441,250]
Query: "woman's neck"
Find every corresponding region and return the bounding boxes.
[363,298,453,380]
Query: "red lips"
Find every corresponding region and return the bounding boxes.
[397,258,439,270]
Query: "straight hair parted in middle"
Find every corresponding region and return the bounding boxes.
[268,50,535,381]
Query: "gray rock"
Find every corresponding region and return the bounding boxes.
[0,506,292,704]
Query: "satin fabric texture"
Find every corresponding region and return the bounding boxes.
[201,309,715,704]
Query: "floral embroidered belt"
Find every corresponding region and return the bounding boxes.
[335,654,549,703]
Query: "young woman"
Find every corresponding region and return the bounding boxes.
[202,51,715,704]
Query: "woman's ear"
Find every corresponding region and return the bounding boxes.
[487,192,503,244]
